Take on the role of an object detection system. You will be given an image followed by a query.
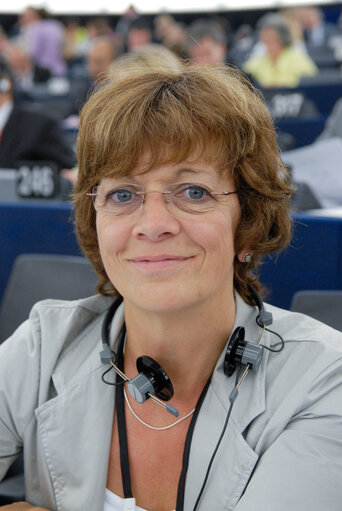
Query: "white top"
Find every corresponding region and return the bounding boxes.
[103,489,176,511]
[103,489,147,511]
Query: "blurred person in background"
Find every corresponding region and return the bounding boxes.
[154,15,187,58]
[17,7,67,77]
[154,14,176,43]
[126,17,153,53]
[5,41,51,95]
[277,8,307,53]
[85,17,115,42]
[293,6,338,47]
[87,36,117,81]
[66,36,117,123]
[243,13,317,88]
[0,26,9,56]
[62,18,89,66]
[0,62,75,177]
[186,19,229,66]
[115,5,139,43]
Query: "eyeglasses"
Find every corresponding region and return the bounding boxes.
[86,182,237,216]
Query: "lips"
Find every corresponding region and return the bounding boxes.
[128,254,194,271]
[130,255,190,262]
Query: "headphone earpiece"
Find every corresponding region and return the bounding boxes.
[224,326,263,377]
[127,355,174,404]
[100,296,178,415]
[224,286,273,377]
[256,307,273,328]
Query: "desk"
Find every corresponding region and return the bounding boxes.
[260,82,342,116]
[276,116,327,148]
[0,201,81,303]
[260,213,342,309]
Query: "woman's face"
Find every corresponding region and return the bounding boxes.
[260,27,284,60]
[95,157,241,314]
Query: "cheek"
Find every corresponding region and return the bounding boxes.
[96,215,128,260]
[185,210,239,260]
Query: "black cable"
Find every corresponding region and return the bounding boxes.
[176,379,211,511]
[259,326,285,353]
[101,364,126,386]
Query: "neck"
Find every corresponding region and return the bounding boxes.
[270,47,284,63]
[123,291,236,404]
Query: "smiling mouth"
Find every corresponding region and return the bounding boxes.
[128,255,194,270]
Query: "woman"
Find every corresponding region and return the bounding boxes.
[0,63,342,511]
[243,13,317,87]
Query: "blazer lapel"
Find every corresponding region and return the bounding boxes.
[35,303,125,511]
[35,362,114,511]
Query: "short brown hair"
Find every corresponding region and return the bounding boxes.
[74,63,294,304]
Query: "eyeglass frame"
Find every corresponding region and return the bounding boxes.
[86,182,238,216]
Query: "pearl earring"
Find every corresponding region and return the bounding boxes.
[243,252,252,263]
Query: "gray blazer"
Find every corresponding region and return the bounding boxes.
[0,293,342,510]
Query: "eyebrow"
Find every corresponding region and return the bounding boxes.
[173,166,209,178]
[105,166,211,183]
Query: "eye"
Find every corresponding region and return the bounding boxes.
[107,187,137,204]
[179,184,211,201]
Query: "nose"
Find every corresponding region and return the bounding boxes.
[131,192,181,241]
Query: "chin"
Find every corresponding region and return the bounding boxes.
[124,283,201,314]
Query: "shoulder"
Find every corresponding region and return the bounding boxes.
[28,294,113,348]
[243,54,267,71]
[0,294,114,366]
[282,47,317,66]
[266,301,342,350]
[12,104,57,126]
[235,296,342,381]
[262,303,342,401]
[330,98,342,116]
[0,295,115,434]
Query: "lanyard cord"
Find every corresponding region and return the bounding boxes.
[175,379,210,511]
[114,324,211,509]
[115,324,133,498]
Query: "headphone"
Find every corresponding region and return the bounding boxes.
[100,289,283,511]
[100,286,275,416]
[224,285,273,377]
[100,296,179,416]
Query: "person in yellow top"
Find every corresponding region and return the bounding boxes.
[244,13,318,88]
